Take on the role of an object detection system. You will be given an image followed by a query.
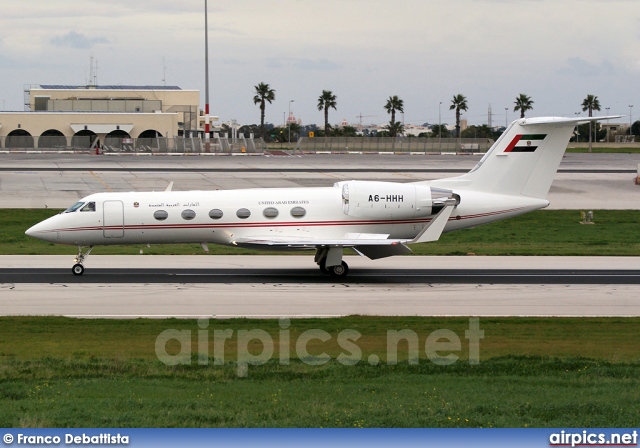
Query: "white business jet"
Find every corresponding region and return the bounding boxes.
[26,116,614,277]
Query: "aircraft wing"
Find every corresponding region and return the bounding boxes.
[233,236,414,259]
[233,200,456,260]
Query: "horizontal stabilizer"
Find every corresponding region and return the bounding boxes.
[519,115,622,126]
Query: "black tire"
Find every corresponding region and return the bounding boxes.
[329,261,349,278]
[319,259,329,274]
[72,264,85,276]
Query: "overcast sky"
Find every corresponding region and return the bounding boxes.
[1,0,638,127]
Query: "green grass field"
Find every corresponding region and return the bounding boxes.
[3,209,640,256]
[0,317,639,427]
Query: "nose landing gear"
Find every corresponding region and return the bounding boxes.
[72,246,94,276]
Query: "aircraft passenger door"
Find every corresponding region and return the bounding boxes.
[103,200,124,238]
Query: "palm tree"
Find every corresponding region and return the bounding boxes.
[514,94,534,118]
[386,121,405,138]
[317,90,337,136]
[449,94,468,138]
[253,82,276,139]
[384,95,404,137]
[581,94,601,152]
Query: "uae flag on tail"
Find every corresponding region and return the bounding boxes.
[504,134,547,152]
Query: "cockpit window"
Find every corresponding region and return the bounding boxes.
[80,202,96,212]
[64,202,85,213]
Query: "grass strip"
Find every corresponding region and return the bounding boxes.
[0,316,639,427]
[0,357,638,428]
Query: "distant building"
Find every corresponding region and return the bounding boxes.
[286,111,301,126]
[0,85,200,148]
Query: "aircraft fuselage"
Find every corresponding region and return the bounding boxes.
[26,184,547,248]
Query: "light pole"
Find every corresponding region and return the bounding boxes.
[438,102,442,152]
[630,105,634,138]
[605,107,610,142]
[288,100,294,148]
[204,0,210,148]
[574,112,580,143]
[505,107,508,129]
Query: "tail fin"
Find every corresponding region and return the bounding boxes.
[439,116,618,199]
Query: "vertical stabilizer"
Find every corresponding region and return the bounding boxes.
[440,116,616,199]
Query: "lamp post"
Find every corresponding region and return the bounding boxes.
[204,0,210,148]
[574,112,580,143]
[288,100,294,148]
[630,105,634,138]
[438,102,442,152]
[605,107,610,142]
[505,107,508,129]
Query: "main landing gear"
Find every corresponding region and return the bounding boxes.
[72,246,94,276]
[315,247,349,278]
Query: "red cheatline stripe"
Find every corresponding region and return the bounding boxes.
[503,135,523,153]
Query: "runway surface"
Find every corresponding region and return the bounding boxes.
[2,267,640,285]
[1,256,638,317]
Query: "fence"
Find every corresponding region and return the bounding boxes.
[293,137,494,153]
[0,136,268,154]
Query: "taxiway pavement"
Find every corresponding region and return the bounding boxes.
[1,153,638,209]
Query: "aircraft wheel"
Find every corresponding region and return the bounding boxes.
[72,263,85,276]
[319,259,329,274]
[329,261,349,278]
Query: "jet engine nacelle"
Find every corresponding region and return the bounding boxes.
[335,180,457,219]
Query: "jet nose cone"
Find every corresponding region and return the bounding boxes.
[25,224,37,237]
[25,221,51,241]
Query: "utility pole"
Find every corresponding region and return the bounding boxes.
[438,102,442,152]
[288,100,294,148]
[204,0,211,148]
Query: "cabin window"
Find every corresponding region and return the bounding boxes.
[263,207,279,219]
[154,210,168,221]
[80,202,95,212]
[181,209,196,220]
[209,209,224,220]
[64,202,85,213]
[290,206,306,218]
[236,208,251,219]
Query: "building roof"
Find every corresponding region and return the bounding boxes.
[36,85,182,90]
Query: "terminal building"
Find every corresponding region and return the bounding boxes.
[0,85,201,150]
